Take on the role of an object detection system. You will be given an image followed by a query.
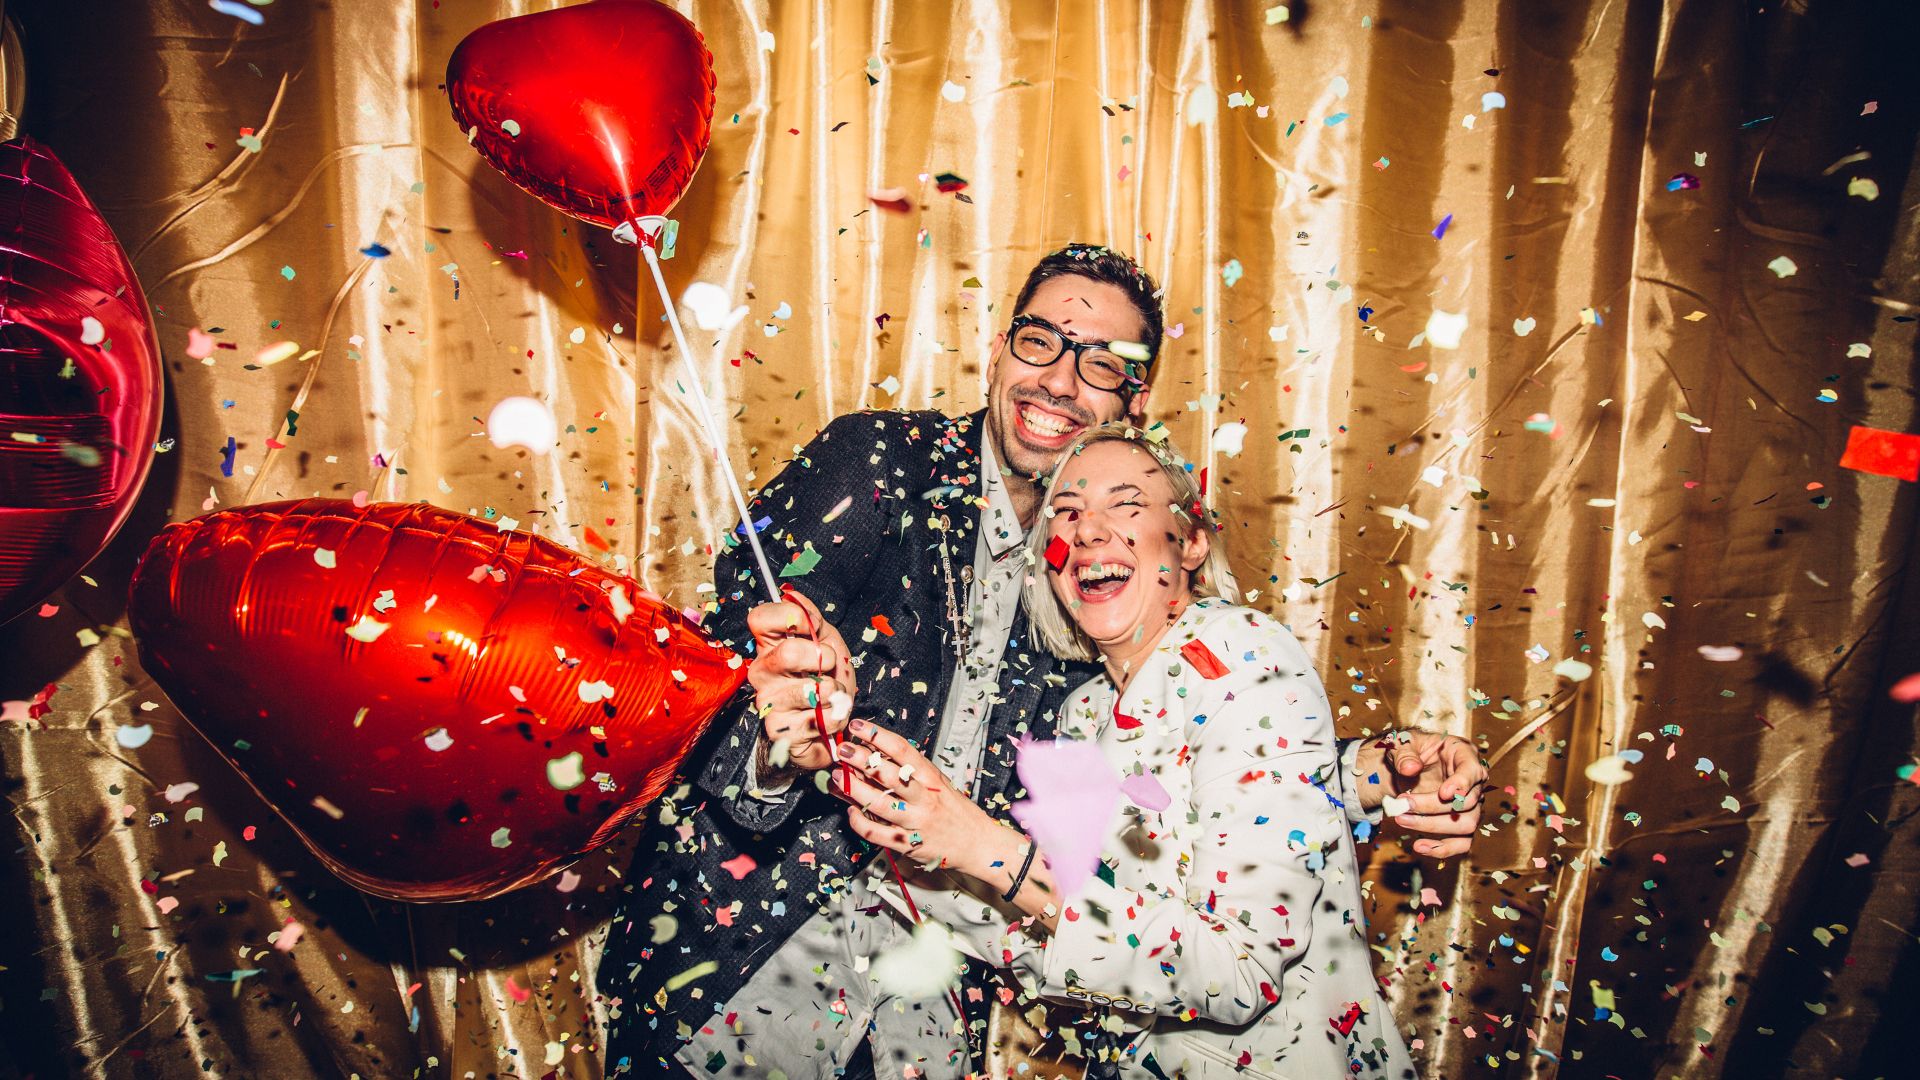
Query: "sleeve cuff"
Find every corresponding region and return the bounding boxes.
[1339,736,1385,826]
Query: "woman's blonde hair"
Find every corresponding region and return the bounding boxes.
[1021,423,1240,663]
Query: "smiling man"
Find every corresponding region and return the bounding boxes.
[601,245,1485,1079]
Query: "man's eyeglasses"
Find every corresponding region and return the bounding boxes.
[1004,314,1148,396]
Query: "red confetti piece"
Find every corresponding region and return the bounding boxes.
[719,853,757,880]
[1838,424,1920,481]
[1044,534,1070,571]
[871,614,895,637]
[1113,710,1143,730]
[1179,639,1230,679]
[1331,1002,1363,1036]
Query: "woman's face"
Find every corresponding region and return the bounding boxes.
[1043,439,1209,663]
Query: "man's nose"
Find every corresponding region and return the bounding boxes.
[1036,353,1082,402]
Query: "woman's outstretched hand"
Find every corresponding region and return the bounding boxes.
[834,718,1013,879]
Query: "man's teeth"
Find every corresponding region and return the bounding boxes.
[1021,405,1078,438]
[1075,563,1133,585]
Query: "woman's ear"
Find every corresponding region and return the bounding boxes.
[1180,524,1210,572]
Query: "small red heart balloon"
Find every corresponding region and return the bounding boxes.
[0,137,163,625]
[446,0,717,231]
[127,500,746,902]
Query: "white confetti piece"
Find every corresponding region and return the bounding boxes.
[116,723,154,749]
[1767,255,1798,278]
[344,616,389,643]
[80,317,105,345]
[313,548,336,569]
[1513,316,1536,336]
[1212,421,1248,457]
[578,679,616,703]
[940,80,966,102]
[682,281,749,331]
[423,728,454,752]
[1697,645,1743,662]
[1425,309,1469,349]
[1584,755,1634,785]
[163,782,199,803]
[487,396,557,454]
[547,752,586,790]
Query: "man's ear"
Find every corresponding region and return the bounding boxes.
[1127,385,1151,422]
[987,332,1006,379]
[1181,524,1210,572]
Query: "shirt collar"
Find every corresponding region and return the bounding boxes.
[977,436,1025,559]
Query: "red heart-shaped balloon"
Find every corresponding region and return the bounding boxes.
[0,137,163,625]
[446,0,716,230]
[127,500,745,902]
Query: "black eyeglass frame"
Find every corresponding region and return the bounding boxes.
[1003,313,1149,397]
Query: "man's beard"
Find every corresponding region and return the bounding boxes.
[993,387,1099,483]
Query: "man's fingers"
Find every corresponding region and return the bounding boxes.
[746,600,812,644]
[1393,811,1479,836]
[750,637,842,680]
[1437,739,1490,800]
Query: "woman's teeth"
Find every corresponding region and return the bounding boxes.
[1020,404,1077,438]
[1075,562,1133,597]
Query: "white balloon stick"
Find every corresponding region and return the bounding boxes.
[628,215,782,604]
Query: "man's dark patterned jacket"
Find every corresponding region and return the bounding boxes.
[601,408,1100,1074]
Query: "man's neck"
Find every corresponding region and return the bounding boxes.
[1007,470,1042,531]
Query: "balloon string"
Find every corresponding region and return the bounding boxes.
[635,226,780,604]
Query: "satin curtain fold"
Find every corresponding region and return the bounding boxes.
[2,1,1914,1077]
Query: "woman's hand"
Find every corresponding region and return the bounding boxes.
[835,718,1016,880]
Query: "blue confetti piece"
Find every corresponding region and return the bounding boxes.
[1253,815,1270,825]
[1352,819,1373,843]
[1287,828,1307,847]
[361,242,392,258]
[1357,304,1374,323]
[1601,946,1618,961]
[208,0,265,25]
[116,724,154,749]
[1433,213,1453,240]
[220,436,236,478]
[735,515,773,536]
[1325,112,1350,126]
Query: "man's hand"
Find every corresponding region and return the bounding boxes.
[747,588,857,775]
[1355,730,1487,859]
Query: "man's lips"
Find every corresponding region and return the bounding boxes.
[1014,400,1085,444]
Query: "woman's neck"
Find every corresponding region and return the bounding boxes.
[1100,595,1193,692]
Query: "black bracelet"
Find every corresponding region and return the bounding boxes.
[1002,839,1038,902]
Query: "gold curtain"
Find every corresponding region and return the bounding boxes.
[3,1,1916,1076]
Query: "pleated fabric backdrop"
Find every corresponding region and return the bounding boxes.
[2,1,1916,1077]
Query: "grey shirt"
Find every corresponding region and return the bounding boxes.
[679,440,1027,1078]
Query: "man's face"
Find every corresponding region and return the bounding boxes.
[986,275,1152,481]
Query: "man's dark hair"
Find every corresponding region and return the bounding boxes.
[1012,243,1164,365]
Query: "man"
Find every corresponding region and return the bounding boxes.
[602,245,1484,1078]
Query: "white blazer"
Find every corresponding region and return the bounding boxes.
[912,599,1415,1080]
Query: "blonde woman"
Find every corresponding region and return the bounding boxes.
[832,424,1416,1078]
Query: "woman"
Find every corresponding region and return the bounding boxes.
[832,423,1415,1078]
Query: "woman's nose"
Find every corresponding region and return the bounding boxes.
[1068,507,1113,544]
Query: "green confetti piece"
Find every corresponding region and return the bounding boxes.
[778,542,823,578]
[664,960,718,992]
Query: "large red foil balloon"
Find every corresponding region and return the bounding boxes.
[0,137,163,625]
[446,0,716,231]
[127,500,746,902]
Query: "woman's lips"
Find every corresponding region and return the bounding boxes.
[1072,561,1134,603]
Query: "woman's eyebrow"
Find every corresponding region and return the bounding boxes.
[1106,483,1143,495]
